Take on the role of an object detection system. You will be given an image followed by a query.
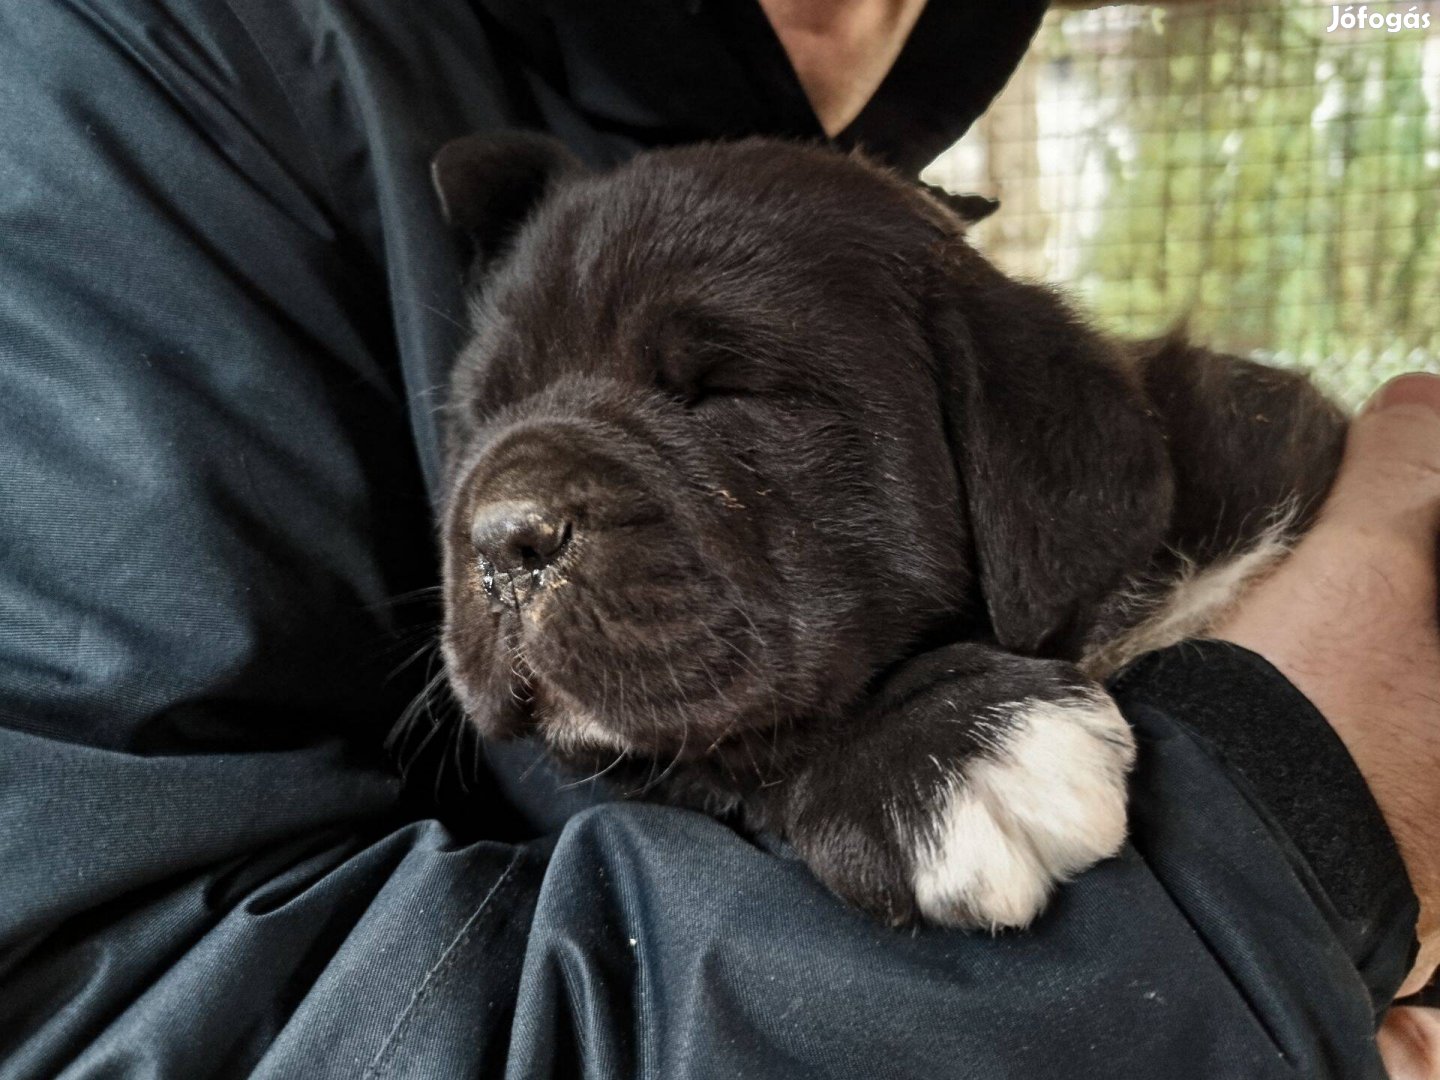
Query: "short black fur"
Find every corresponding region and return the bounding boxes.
[428,135,1346,927]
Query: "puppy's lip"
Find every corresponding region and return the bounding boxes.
[442,667,533,741]
[528,676,632,753]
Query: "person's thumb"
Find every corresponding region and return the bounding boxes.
[1323,372,1440,547]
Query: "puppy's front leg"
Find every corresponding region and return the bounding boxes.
[771,644,1136,930]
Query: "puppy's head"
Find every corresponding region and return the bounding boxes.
[432,135,1170,773]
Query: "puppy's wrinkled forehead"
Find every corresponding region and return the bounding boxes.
[461,142,951,411]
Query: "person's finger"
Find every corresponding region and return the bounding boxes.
[1343,375,1440,999]
[1377,1006,1440,1080]
[1347,376,1440,998]
[1219,370,1440,998]
[1401,940,1440,1000]
[1324,372,1440,544]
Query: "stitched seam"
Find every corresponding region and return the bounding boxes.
[363,848,525,1079]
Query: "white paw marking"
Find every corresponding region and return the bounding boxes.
[912,692,1137,931]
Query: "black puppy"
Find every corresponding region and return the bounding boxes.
[430,135,1346,930]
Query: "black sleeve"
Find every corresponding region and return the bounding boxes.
[496,641,1417,1080]
[0,0,541,1075]
[1111,639,1421,1012]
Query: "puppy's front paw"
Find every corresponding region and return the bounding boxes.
[911,691,1135,930]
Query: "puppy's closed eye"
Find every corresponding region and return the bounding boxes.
[645,309,761,407]
[653,345,735,406]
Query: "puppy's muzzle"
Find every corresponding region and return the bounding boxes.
[470,500,573,610]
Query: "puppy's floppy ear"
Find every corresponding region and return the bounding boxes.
[430,132,583,261]
[932,252,1174,657]
[921,184,1000,228]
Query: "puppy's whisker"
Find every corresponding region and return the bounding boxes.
[386,636,441,683]
[418,300,471,334]
[559,748,630,790]
[387,664,454,779]
[632,695,690,797]
[367,585,444,612]
[451,704,474,795]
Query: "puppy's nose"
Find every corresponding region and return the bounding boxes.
[470,501,573,573]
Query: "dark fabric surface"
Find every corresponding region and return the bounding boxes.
[0,1,1419,1076]
[1111,639,1421,999]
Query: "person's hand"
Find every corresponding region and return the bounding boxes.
[1378,1006,1440,1080]
[1213,371,1440,1076]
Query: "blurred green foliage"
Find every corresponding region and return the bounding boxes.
[1044,2,1439,402]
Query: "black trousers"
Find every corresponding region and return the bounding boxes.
[0,1,1417,1076]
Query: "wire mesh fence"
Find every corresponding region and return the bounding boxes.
[922,0,1440,404]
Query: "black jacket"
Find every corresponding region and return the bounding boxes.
[0,1,1418,1076]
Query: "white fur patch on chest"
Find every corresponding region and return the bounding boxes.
[1081,510,1298,680]
[911,691,1136,931]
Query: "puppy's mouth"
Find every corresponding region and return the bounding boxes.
[474,553,776,761]
[448,455,784,759]
[522,674,635,756]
